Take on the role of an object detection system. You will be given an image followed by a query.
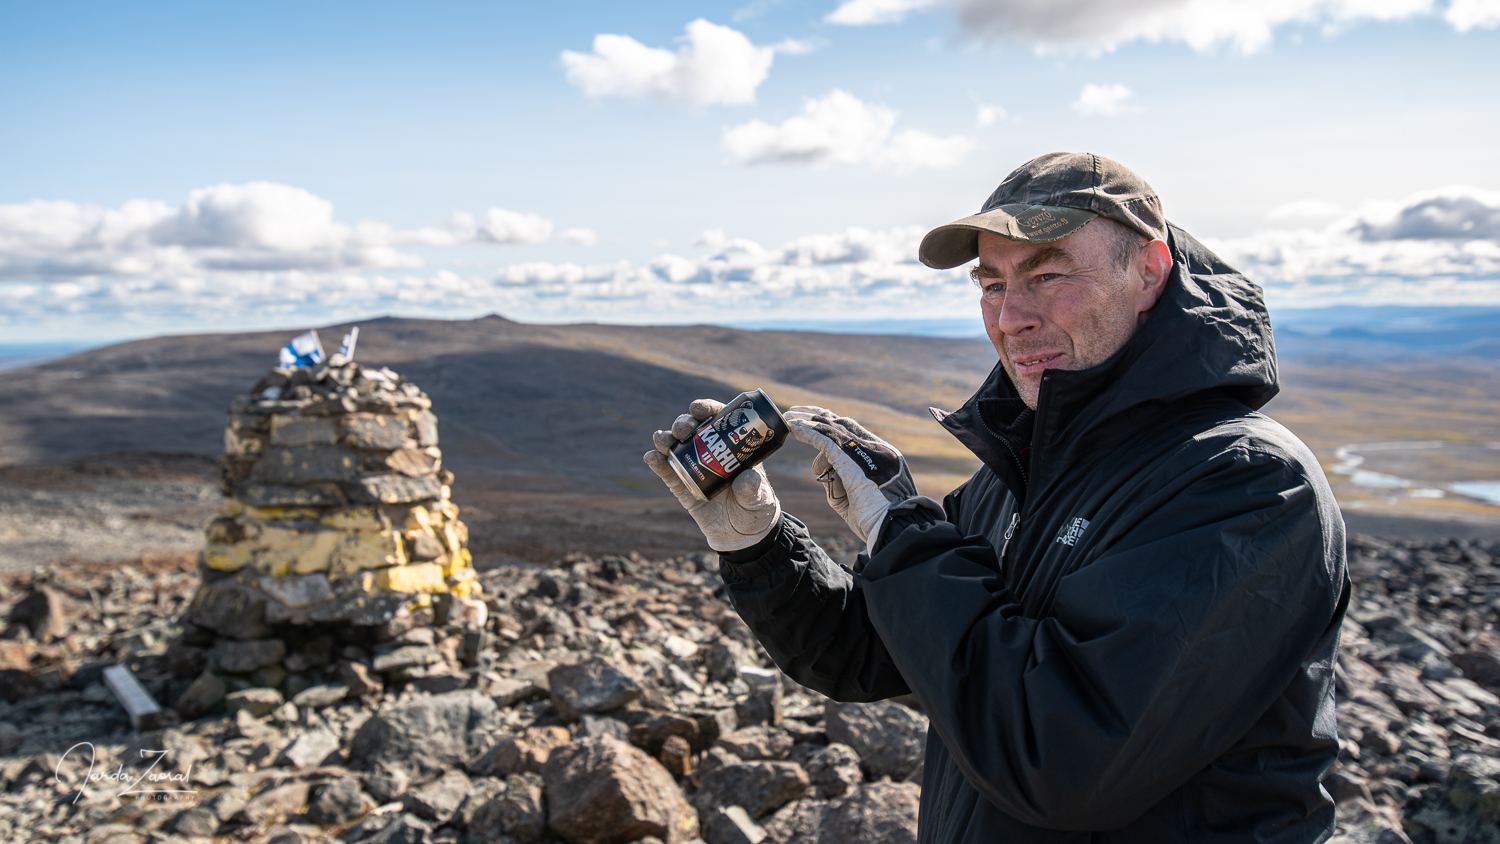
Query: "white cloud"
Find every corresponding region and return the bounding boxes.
[0,183,595,280]
[1209,185,1500,307]
[771,37,828,54]
[695,228,728,248]
[560,19,775,108]
[734,0,783,22]
[1267,199,1344,221]
[1346,185,1500,240]
[7,184,1500,339]
[477,208,555,245]
[0,225,974,336]
[945,0,1438,53]
[557,228,601,246]
[722,89,976,170]
[971,92,1007,126]
[1071,83,1138,116]
[826,0,936,25]
[1446,0,1500,30]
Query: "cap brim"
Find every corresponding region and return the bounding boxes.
[918,204,1098,269]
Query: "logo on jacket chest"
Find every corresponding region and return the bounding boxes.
[1055,517,1090,547]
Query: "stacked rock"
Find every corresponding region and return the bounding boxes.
[178,357,485,709]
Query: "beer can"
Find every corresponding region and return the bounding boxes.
[667,389,789,502]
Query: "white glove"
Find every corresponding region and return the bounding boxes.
[644,398,783,552]
[784,406,923,554]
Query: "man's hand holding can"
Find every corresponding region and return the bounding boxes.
[643,395,784,551]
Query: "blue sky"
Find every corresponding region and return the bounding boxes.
[2,0,1499,342]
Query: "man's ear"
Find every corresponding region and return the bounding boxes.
[1137,239,1172,313]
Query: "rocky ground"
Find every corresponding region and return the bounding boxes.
[0,454,221,574]
[1,534,1498,844]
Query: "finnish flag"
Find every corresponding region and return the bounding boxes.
[278,330,325,369]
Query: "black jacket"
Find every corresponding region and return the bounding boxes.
[720,225,1350,843]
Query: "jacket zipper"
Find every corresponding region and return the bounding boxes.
[999,511,1020,566]
[978,409,1028,570]
[979,411,1029,489]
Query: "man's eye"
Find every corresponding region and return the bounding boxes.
[1037,273,1062,282]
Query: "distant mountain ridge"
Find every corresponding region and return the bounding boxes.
[3,313,1499,556]
[0,316,992,497]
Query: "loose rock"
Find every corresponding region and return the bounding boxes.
[542,736,699,844]
[717,725,794,761]
[806,743,863,799]
[469,772,548,843]
[349,689,498,781]
[406,769,472,824]
[694,761,808,819]
[549,657,644,722]
[307,779,374,825]
[817,781,921,844]
[825,700,927,781]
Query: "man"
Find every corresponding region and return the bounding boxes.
[645,152,1349,843]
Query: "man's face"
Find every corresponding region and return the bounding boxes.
[973,221,1169,409]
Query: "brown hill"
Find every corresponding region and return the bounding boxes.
[2,315,1498,567]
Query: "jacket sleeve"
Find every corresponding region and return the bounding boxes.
[718,513,911,702]
[859,444,1345,830]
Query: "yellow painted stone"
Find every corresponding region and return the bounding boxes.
[321,506,383,531]
[441,524,461,555]
[453,521,469,548]
[332,530,407,574]
[243,505,320,521]
[376,562,447,593]
[255,523,306,550]
[204,542,254,572]
[404,506,431,532]
[447,570,476,598]
[438,548,472,579]
[292,531,342,574]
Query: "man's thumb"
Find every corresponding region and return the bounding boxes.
[731,464,776,510]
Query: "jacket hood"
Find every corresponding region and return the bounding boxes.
[934,223,1278,474]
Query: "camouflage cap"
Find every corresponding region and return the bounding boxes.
[918,152,1167,270]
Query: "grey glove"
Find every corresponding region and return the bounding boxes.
[644,398,783,552]
[784,405,934,553]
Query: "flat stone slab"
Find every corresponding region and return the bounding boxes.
[343,413,411,450]
[254,445,358,484]
[373,645,440,673]
[349,474,443,504]
[235,482,345,508]
[270,415,341,446]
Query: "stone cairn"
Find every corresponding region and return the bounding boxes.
[178,357,487,714]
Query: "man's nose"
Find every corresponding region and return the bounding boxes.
[992,292,1042,336]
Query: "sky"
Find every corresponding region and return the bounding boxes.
[1,0,1499,343]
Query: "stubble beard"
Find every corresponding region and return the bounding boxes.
[999,345,1050,410]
